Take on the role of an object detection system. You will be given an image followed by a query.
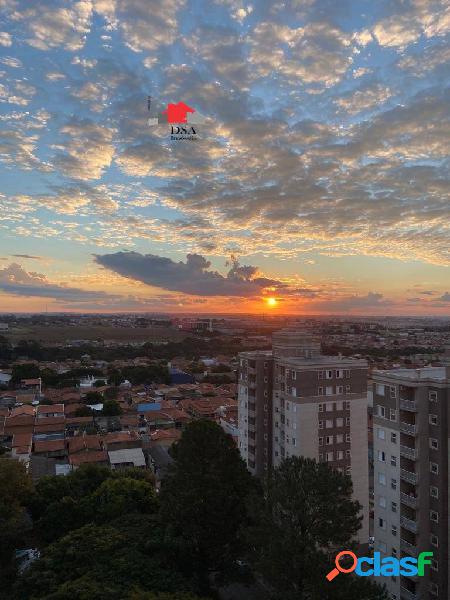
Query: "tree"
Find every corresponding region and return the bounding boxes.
[246,456,388,600]
[11,363,40,385]
[102,399,122,416]
[160,420,254,585]
[83,391,103,404]
[0,459,33,597]
[74,406,94,417]
[93,379,106,387]
[107,370,123,386]
[90,477,157,522]
[14,517,200,600]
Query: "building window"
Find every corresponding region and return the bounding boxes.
[345,449,351,458]
[391,525,397,537]
[292,438,296,446]
[336,400,343,410]
[389,409,396,421]
[336,434,343,443]
[345,433,351,442]
[345,385,351,393]
[390,478,397,490]
[429,390,438,401]
[319,420,324,429]
[326,452,333,462]
[318,387,324,396]
[378,517,386,530]
[377,405,385,418]
[336,417,344,427]
[429,438,438,450]
[336,369,343,379]
[378,451,386,462]
[319,437,323,446]
[430,510,439,523]
[430,583,438,596]
[325,402,333,411]
[318,370,324,380]
[429,414,438,425]
[325,419,333,428]
[391,502,397,513]
[390,386,397,398]
[336,450,344,460]
[325,386,333,396]
[430,462,439,474]
[391,432,397,444]
[376,384,385,396]
[430,534,439,547]
[319,403,324,412]
[377,428,385,440]
[430,486,439,498]
[326,370,333,379]
[390,456,397,466]
[378,473,386,485]
[336,386,344,395]
[344,369,350,378]
[326,435,333,445]
[292,371,296,380]
[379,496,386,508]
[346,417,350,426]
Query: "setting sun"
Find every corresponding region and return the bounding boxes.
[266,297,278,307]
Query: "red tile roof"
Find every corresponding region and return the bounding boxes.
[68,435,101,454]
[10,405,35,417]
[37,404,65,415]
[150,428,182,442]
[34,439,66,453]
[12,432,33,448]
[69,451,108,466]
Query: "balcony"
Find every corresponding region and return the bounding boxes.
[400,422,417,436]
[400,469,419,484]
[400,539,418,557]
[400,445,418,460]
[400,399,417,412]
[400,515,418,533]
[400,587,418,600]
[401,492,418,509]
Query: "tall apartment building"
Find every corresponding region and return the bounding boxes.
[238,329,369,545]
[372,366,450,600]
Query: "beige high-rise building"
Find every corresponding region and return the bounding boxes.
[238,329,370,545]
[372,366,450,600]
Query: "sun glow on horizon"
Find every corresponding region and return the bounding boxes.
[266,297,278,307]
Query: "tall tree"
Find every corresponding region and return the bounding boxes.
[0,459,33,598]
[160,420,254,585]
[246,456,388,600]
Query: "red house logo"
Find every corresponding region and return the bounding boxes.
[162,102,195,123]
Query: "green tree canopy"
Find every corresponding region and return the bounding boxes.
[14,517,199,600]
[245,456,387,600]
[0,459,33,597]
[160,420,254,585]
[102,399,122,416]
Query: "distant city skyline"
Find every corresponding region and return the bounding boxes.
[0,0,449,315]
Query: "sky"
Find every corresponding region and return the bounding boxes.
[0,0,449,315]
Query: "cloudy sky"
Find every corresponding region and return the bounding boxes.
[0,0,449,315]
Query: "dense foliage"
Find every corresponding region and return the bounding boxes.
[1,423,387,600]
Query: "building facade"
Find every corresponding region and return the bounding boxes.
[238,330,370,545]
[372,367,450,600]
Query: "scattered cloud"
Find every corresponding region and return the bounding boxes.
[95,252,282,296]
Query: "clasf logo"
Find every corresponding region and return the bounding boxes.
[326,550,433,581]
[147,97,205,140]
